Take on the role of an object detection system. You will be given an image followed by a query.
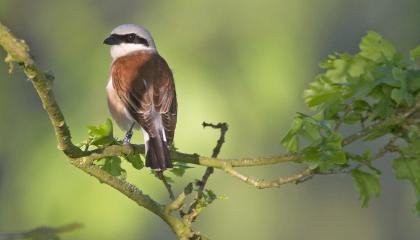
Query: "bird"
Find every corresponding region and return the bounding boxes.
[103,24,177,171]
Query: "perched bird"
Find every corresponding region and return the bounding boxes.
[103,24,177,171]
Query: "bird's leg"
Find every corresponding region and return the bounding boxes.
[123,122,135,144]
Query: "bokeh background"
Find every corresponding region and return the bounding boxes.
[1,0,419,239]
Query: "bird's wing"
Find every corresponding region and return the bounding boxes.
[153,56,177,144]
[111,52,177,142]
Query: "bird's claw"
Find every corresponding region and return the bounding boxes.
[122,131,133,144]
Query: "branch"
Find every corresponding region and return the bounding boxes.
[0,24,83,158]
[342,104,420,145]
[223,166,312,189]
[334,105,352,131]
[166,183,193,213]
[0,223,82,240]
[82,143,298,168]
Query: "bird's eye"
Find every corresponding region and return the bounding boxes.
[128,34,135,41]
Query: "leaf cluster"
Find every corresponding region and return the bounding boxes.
[82,119,194,182]
[282,31,420,214]
[79,119,145,180]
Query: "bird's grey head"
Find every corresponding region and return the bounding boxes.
[103,24,157,60]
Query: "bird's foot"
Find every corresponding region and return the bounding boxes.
[122,130,133,144]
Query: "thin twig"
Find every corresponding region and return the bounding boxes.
[202,122,229,158]
[223,166,313,189]
[186,122,228,222]
[346,102,420,146]
[156,171,175,200]
[371,136,399,161]
[197,122,229,191]
[166,183,193,213]
[334,106,352,131]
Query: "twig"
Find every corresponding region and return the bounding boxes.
[371,136,399,161]
[156,171,175,200]
[223,166,312,189]
[202,122,229,158]
[343,102,420,146]
[185,122,229,222]
[334,106,352,131]
[197,122,228,191]
[166,183,193,213]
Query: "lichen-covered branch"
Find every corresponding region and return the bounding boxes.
[0,23,82,157]
[84,144,299,167]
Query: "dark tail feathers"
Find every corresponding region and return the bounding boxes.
[145,135,172,170]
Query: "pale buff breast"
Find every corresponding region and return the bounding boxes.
[106,78,139,131]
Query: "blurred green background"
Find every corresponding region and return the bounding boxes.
[1,0,419,239]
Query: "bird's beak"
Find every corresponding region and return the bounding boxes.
[103,35,121,45]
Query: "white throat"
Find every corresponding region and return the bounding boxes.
[110,43,155,60]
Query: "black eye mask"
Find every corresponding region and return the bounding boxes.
[104,33,149,46]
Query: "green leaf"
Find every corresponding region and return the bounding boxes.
[351,168,381,207]
[205,189,217,200]
[304,76,344,109]
[389,68,414,106]
[302,131,347,172]
[410,45,420,61]
[195,189,219,213]
[281,117,303,152]
[88,118,113,137]
[353,100,370,111]
[94,156,126,179]
[170,163,194,177]
[393,157,420,188]
[370,97,394,120]
[406,125,420,143]
[390,90,413,107]
[301,116,324,141]
[390,88,405,105]
[363,126,393,141]
[359,31,396,63]
[343,111,363,124]
[348,55,370,78]
[407,70,420,92]
[87,118,114,146]
[282,114,330,153]
[323,102,345,120]
[393,154,420,216]
[124,154,144,170]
